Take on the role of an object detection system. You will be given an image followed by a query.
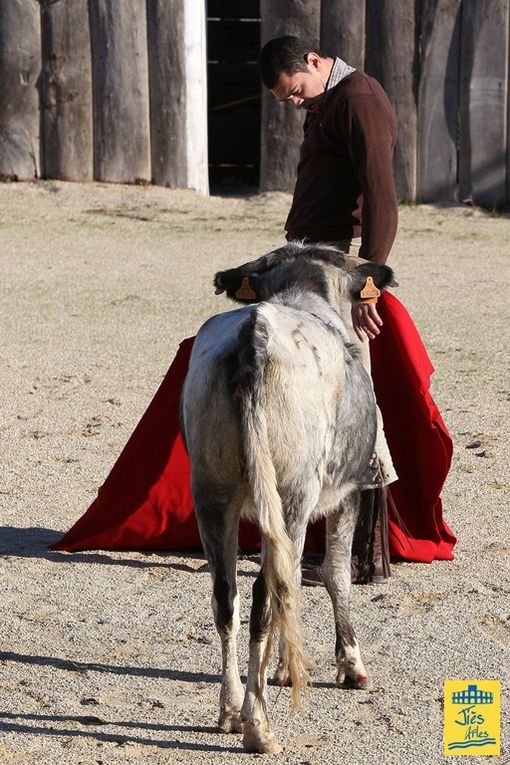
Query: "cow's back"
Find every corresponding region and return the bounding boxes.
[182,294,375,504]
[251,301,348,487]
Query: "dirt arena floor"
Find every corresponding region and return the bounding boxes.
[1,181,509,764]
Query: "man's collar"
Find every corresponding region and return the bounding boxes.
[324,57,356,101]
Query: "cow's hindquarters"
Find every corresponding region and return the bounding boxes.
[237,307,311,752]
[181,312,250,735]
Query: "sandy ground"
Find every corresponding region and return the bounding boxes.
[0,181,509,765]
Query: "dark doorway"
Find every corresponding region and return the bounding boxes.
[207,1,261,193]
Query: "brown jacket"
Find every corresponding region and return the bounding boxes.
[285,69,398,264]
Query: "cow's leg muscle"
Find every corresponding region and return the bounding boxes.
[241,562,282,754]
[321,493,370,689]
[195,488,245,733]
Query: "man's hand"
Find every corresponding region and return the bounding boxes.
[352,302,383,342]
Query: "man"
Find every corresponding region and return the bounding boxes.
[259,36,400,583]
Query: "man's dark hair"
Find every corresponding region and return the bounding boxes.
[259,36,325,89]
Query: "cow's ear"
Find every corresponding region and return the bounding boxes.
[214,245,308,301]
[214,268,261,303]
[347,263,397,301]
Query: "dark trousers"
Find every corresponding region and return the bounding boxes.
[351,487,391,583]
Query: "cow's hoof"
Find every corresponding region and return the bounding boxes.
[243,728,283,754]
[273,664,292,687]
[336,671,372,690]
[218,710,243,734]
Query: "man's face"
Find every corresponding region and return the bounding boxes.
[271,64,326,112]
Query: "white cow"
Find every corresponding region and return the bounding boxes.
[181,242,394,753]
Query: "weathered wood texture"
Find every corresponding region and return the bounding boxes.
[183,0,209,194]
[89,0,151,182]
[146,0,187,187]
[41,0,93,181]
[366,0,417,201]
[2,0,510,203]
[320,0,365,70]
[259,0,320,191]
[417,0,461,201]
[0,0,41,179]
[459,0,509,207]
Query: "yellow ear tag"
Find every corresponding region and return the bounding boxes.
[360,276,381,304]
[235,276,257,301]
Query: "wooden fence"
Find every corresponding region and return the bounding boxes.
[0,0,509,206]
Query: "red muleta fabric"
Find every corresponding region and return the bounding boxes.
[51,292,456,562]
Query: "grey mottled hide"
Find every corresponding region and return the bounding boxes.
[180,242,394,753]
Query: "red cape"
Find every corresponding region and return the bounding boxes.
[51,293,456,563]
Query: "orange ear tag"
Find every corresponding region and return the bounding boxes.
[235,276,257,301]
[359,276,381,304]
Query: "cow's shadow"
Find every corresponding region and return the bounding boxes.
[0,648,221,683]
[0,648,241,751]
[0,710,243,752]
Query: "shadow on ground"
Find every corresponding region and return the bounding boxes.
[0,526,257,576]
[0,649,221,683]
[0,711,242,752]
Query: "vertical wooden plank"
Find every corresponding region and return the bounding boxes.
[41,0,93,181]
[0,0,41,179]
[459,0,509,208]
[259,0,320,192]
[89,0,151,183]
[147,0,208,193]
[320,0,365,70]
[365,0,417,201]
[147,0,187,188]
[417,0,461,202]
[183,0,209,194]
[508,11,510,207]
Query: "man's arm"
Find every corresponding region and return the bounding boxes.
[339,90,398,339]
[341,91,398,265]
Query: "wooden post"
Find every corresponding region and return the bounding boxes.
[320,0,365,70]
[147,0,187,188]
[259,0,320,192]
[147,0,208,193]
[459,0,509,208]
[365,0,417,201]
[417,0,461,202]
[89,0,151,183]
[40,0,93,181]
[183,0,209,194]
[508,20,510,208]
[0,0,41,180]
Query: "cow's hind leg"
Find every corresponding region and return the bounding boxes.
[321,492,371,689]
[240,561,282,754]
[195,487,245,733]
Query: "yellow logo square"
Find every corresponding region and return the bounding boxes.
[444,680,500,755]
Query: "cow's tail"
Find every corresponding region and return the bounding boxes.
[238,309,309,710]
